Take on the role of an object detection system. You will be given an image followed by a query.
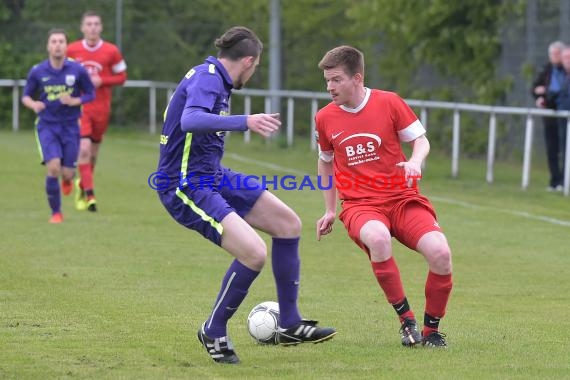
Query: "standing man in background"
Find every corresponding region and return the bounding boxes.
[546,45,570,189]
[532,41,565,192]
[67,10,127,211]
[22,29,95,223]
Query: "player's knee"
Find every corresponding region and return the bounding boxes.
[286,213,302,236]
[429,245,452,274]
[365,233,392,255]
[62,172,74,182]
[46,162,61,177]
[248,242,268,269]
[273,211,302,237]
[47,169,60,177]
[78,148,90,162]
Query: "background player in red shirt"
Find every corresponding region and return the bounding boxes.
[315,46,453,348]
[67,10,127,212]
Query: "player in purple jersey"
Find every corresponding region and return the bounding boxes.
[22,28,95,223]
[157,26,336,364]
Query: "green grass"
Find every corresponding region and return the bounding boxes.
[1,129,569,379]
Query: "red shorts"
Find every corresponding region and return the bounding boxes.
[339,194,442,254]
[79,109,110,143]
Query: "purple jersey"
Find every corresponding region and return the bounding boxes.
[23,58,95,124]
[157,56,248,191]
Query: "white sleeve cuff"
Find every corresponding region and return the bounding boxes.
[319,149,334,163]
[398,119,426,142]
[112,60,127,74]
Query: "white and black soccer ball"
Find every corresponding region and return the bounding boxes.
[247,301,280,344]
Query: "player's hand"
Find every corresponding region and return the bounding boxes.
[247,113,281,137]
[316,211,336,241]
[59,94,80,106]
[534,85,546,95]
[90,73,102,88]
[535,96,545,108]
[395,160,422,188]
[31,101,46,113]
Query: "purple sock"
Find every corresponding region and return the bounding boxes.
[46,176,60,214]
[272,237,302,329]
[205,259,259,338]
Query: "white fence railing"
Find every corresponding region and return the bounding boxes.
[2,79,569,196]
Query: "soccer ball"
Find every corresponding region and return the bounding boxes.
[247,301,280,344]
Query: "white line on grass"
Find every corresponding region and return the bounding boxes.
[429,196,570,227]
[224,153,308,176]
[124,138,570,228]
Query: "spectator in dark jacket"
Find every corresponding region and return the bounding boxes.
[533,41,564,191]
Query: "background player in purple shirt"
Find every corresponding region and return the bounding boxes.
[157,26,336,364]
[22,28,95,223]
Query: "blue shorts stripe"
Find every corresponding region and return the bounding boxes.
[175,188,224,235]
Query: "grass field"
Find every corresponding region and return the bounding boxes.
[1,129,570,379]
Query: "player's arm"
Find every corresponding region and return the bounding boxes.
[182,106,242,132]
[98,68,126,87]
[317,149,337,241]
[60,67,95,106]
[21,70,45,113]
[22,95,45,113]
[78,67,96,103]
[181,107,280,136]
[97,48,127,87]
[408,134,430,165]
[396,134,429,187]
[393,93,429,185]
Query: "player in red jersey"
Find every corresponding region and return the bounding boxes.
[315,46,453,348]
[67,10,127,212]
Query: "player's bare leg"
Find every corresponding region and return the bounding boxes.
[416,231,453,348]
[91,141,101,172]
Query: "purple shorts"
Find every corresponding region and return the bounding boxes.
[158,169,264,245]
[35,120,80,168]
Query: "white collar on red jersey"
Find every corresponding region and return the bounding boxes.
[340,87,371,113]
[81,39,104,52]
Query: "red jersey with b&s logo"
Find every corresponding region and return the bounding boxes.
[67,39,127,113]
[316,89,426,200]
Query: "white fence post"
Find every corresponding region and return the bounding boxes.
[521,114,534,190]
[486,112,497,183]
[420,107,428,169]
[166,88,174,107]
[564,117,570,196]
[287,97,294,147]
[12,81,19,132]
[264,97,272,143]
[310,99,318,151]
[420,107,428,129]
[451,109,460,178]
[243,96,251,143]
[149,84,157,134]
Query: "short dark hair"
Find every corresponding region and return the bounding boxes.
[318,45,365,77]
[81,10,101,23]
[215,26,263,61]
[47,28,68,43]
